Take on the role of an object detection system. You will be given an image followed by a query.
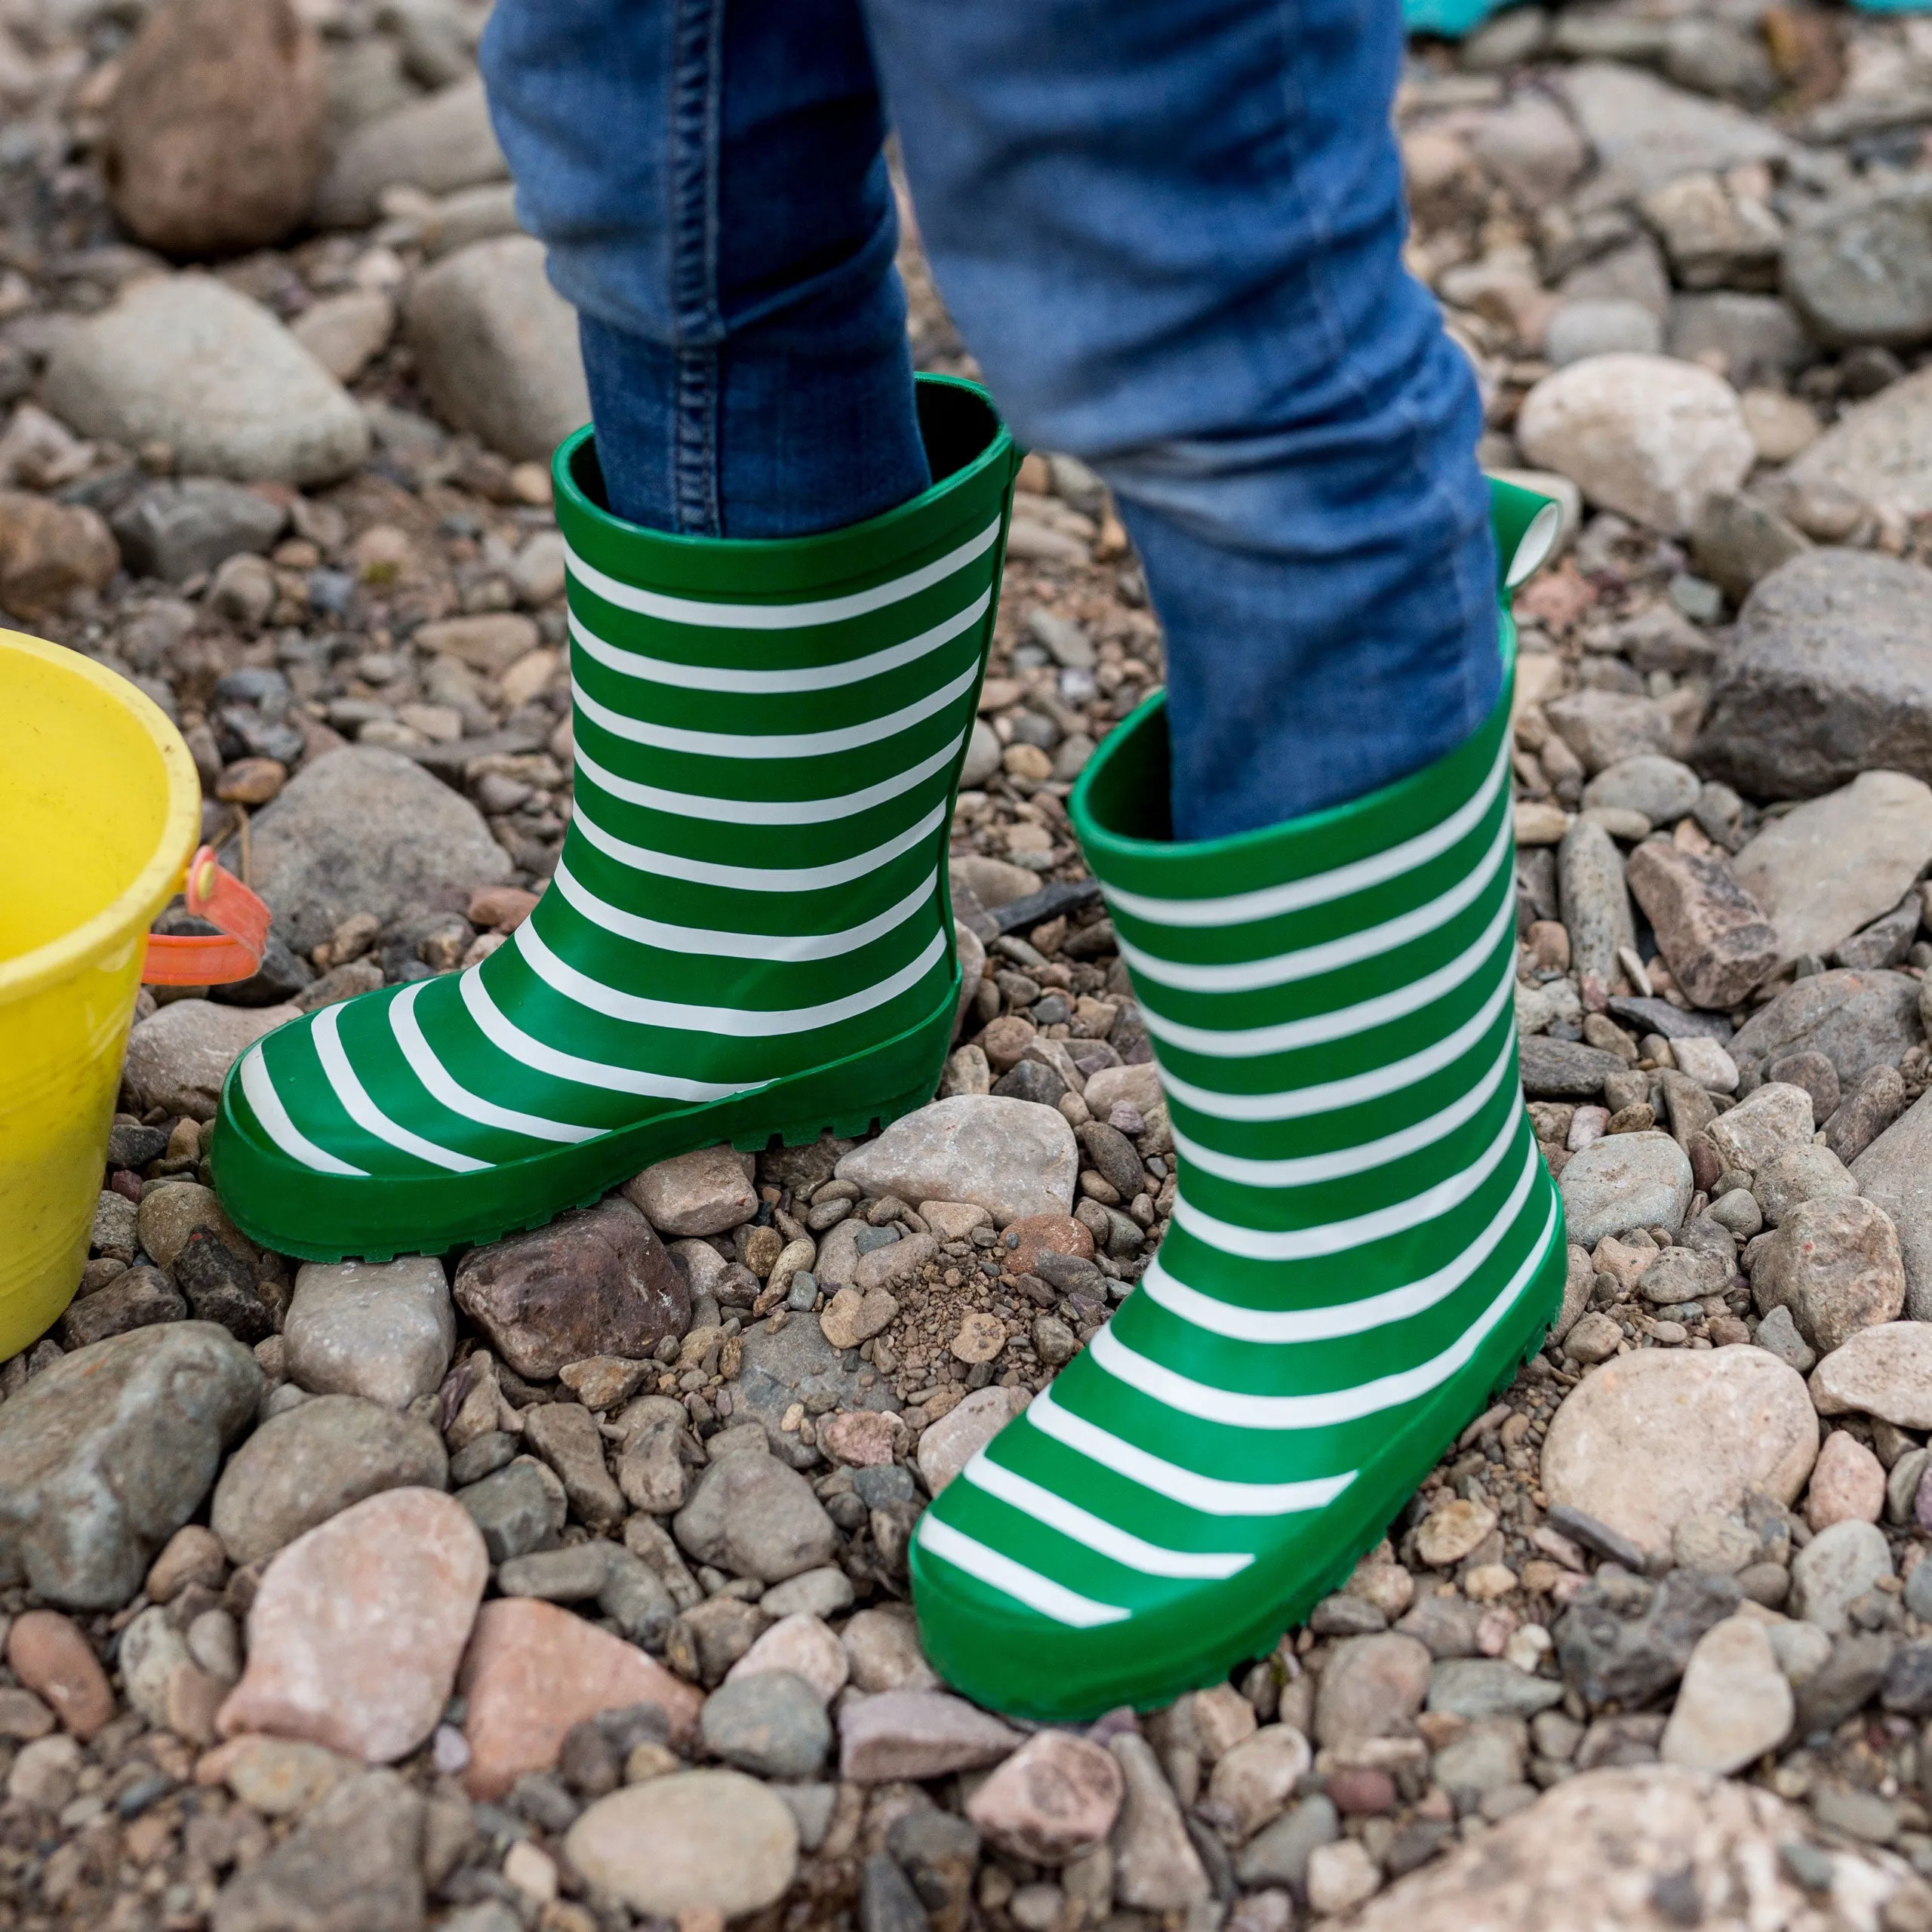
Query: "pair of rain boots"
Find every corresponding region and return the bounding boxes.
[211,374,1567,1719]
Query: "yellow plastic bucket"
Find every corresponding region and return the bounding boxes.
[0,629,200,1360]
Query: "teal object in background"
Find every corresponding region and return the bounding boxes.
[1403,0,1515,37]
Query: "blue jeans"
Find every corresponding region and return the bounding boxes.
[479,0,1499,841]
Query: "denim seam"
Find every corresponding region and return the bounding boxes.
[668,0,725,534]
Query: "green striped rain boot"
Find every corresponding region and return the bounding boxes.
[911,480,1569,1720]
[211,376,1019,1261]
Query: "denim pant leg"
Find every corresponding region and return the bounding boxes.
[863,0,1500,839]
[478,0,928,537]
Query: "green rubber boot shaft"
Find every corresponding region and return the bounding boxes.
[910,491,1568,1721]
[211,377,1020,1260]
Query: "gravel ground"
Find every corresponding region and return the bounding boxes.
[13,1,1932,1929]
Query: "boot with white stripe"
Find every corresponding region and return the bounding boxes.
[211,377,1018,1260]
[911,482,1569,1718]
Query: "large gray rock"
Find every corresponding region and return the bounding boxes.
[111,478,288,583]
[405,235,590,463]
[835,1096,1078,1226]
[1785,363,1932,520]
[122,999,301,1122]
[1695,550,1932,800]
[673,1451,838,1583]
[211,1394,448,1566]
[1783,182,1932,349]
[283,1257,455,1410]
[42,275,368,487]
[242,746,510,955]
[0,1324,260,1609]
[1854,1094,1932,1320]
[1557,62,1788,196]
[313,75,506,227]
[211,1768,423,1932]
[1729,969,1922,1091]
[1730,773,1932,964]
[1666,292,1813,389]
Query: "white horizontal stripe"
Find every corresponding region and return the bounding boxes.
[574,661,977,760]
[515,919,946,1036]
[1101,737,1509,930]
[964,1455,1252,1580]
[1155,960,1514,1121]
[916,1515,1130,1629]
[391,981,598,1147]
[1171,1103,1520,1262]
[1121,811,1509,996]
[313,1002,488,1174]
[565,518,1001,629]
[1172,1028,1515,1187]
[550,857,935,962]
[572,796,945,893]
[1026,1386,1358,1517]
[1142,1139,1541,1343]
[570,587,989,692]
[574,733,962,827]
[459,970,755,1103]
[240,1046,367,1177]
[1091,1198,1559,1431]
[1141,891,1514,1060]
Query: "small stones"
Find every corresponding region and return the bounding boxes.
[1806,1430,1885,1531]
[282,1256,455,1410]
[1749,1195,1905,1352]
[623,1144,758,1237]
[838,1690,1023,1782]
[1557,1131,1694,1248]
[1415,1499,1498,1567]
[216,1487,487,1762]
[1540,1346,1818,1557]
[563,1770,799,1919]
[968,1730,1124,1862]
[835,1096,1081,1225]
[820,1284,901,1350]
[211,1393,448,1566]
[459,1597,701,1798]
[700,1670,832,1778]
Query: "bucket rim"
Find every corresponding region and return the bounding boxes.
[0,628,202,1007]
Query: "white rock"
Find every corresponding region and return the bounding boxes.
[289,291,394,383]
[1668,1036,1738,1094]
[1809,1321,1932,1429]
[313,75,506,228]
[1540,1346,1818,1557]
[1789,1518,1892,1634]
[1659,1617,1792,1773]
[1731,771,1932,965]
[283,1257,455,1411]
[835,1096,1079,1226]
[43,275,368,486]
[1515,352,1755,537]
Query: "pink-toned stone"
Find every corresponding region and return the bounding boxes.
[216,1487,487,1764]
[146,1525,227,1604]
[1003,1215,1094,1278]
[965,1729,1124,1863]
[817,1410,899,1469]
[1806,1429,1885,1531]
[838,1690,1023,1783]
[725,1614,849,1705]
[460,1597,703,1798]
[7,1612,113,1740]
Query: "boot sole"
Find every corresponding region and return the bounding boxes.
[911,1215,1568,1721]
[211,973,962,1263]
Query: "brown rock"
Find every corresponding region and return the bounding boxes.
[0,493,118,621]
[1625,840,1780,1008]
[454,1197,690,1380]
[1004,1214,1095,1276]
[1313,1634,1432,1746]
[1749,1194,1906,1352]
[621,1145,758,1238]
[966,1730,1124,1863]
[459,1597,702,1798]
[819,1284,899,1350]
[1806,1430,1884,1531]
[521,1401,625,1529]
[413,611,539,673]
[146,1524,226,1604]
[101,0,324,254]
[838,1690,1024,1782]
[6,1613,113,1740]
[217,1488,487,1764]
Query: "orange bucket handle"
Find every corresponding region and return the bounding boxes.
[140,847,272,986]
